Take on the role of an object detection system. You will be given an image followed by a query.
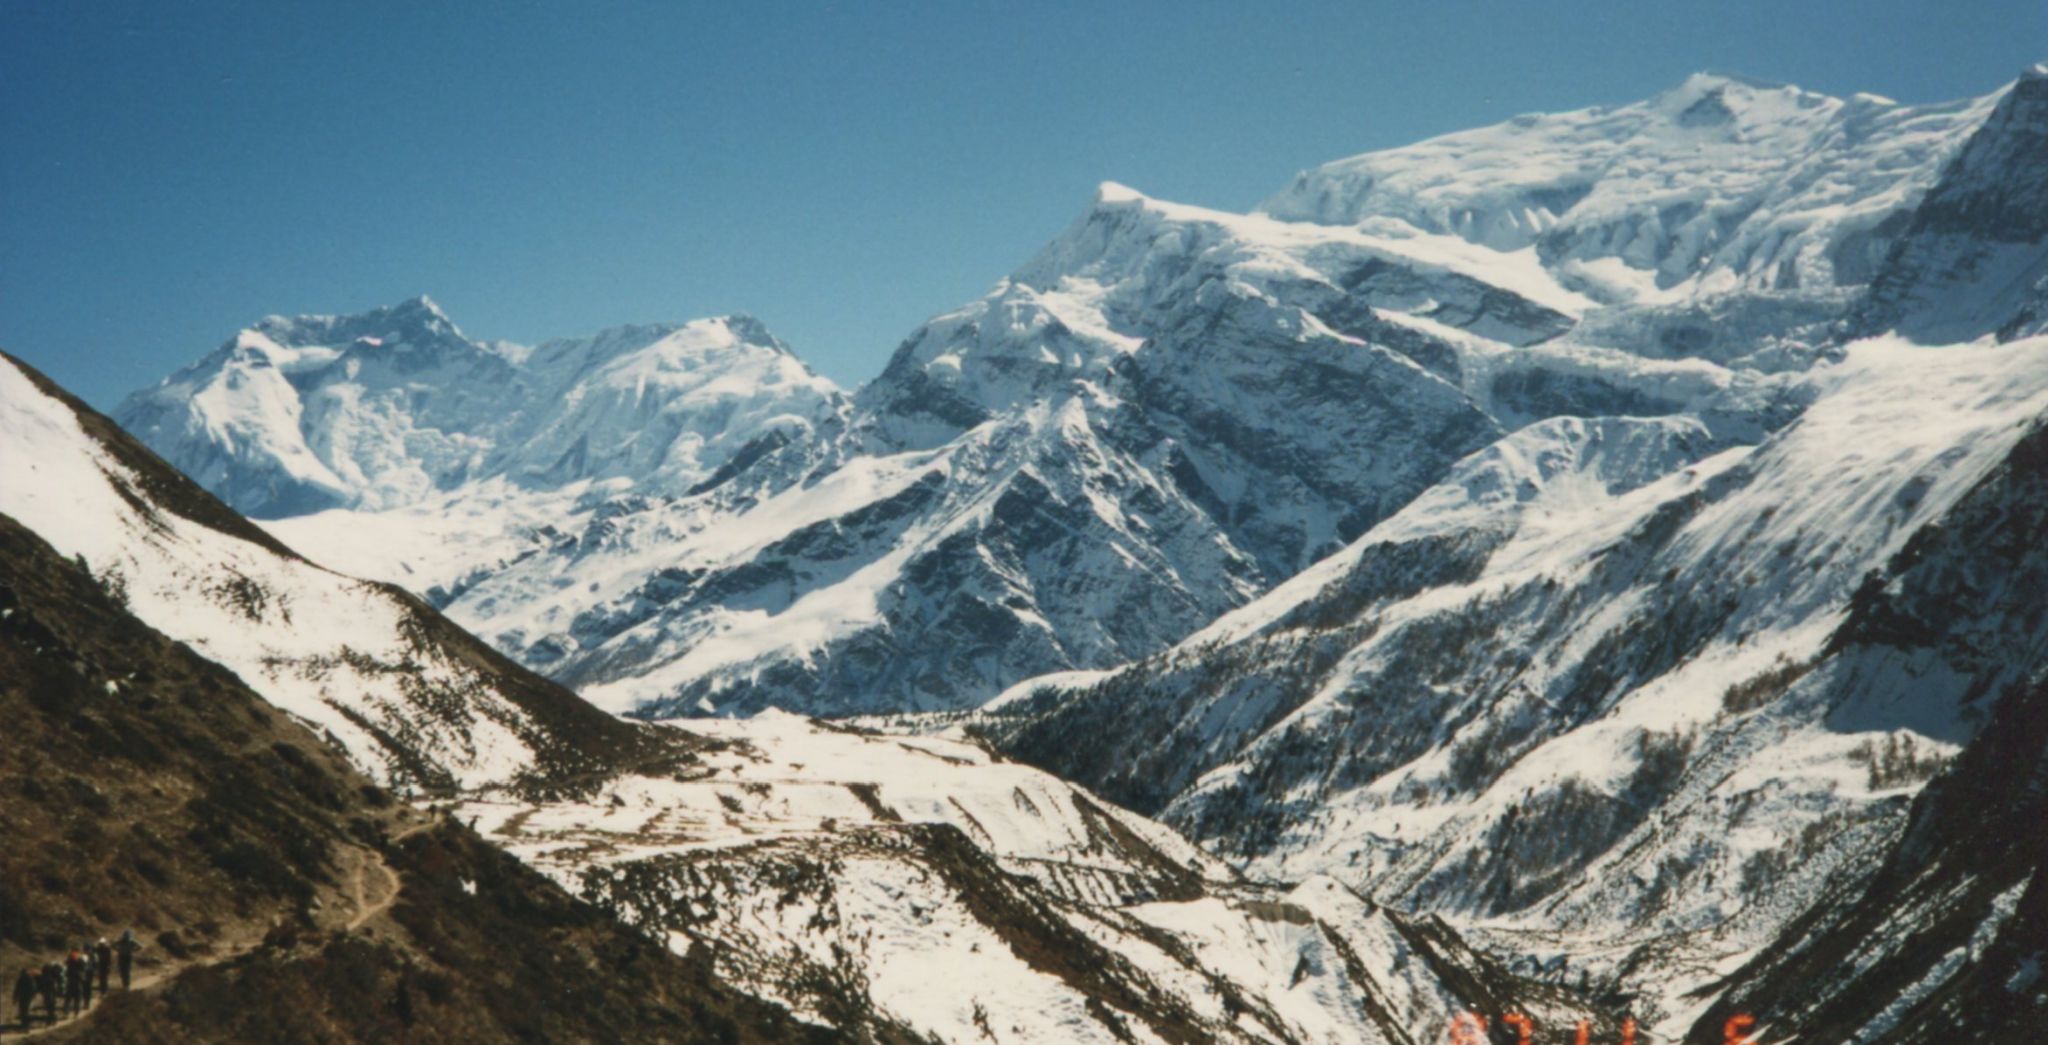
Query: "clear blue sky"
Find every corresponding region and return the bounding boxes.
[3,1,2042,408]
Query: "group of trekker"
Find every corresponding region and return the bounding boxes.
[7,931,140,1031]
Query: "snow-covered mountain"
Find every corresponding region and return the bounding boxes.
[1261,71,1996,300]
[115,297,844,519]
[113,69,2037,725]
[34,60,2048,1040]
[541,187,1590,716]
[973,65,2048,1033]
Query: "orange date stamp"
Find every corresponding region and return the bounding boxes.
[1442,1010,1763,1043]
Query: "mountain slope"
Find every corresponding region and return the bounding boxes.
[454,711,1615,1043]
[1683,666,2048,1043]
[3,350,670,795]
[1854,64,2048,342]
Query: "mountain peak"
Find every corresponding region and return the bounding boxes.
[392,292,452,323]
[1669,69,1792,94]
[1651,70,1834,120]
[709,312,791,353]
[559,314,802,367]
[1094,180,1149,206]
[249,294,469,352]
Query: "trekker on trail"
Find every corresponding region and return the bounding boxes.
[11,968,34,1028]
[114,930,141,989]
[36,962,57,1023]
[77,946,94,1008]
[93,939,112,994]
[62,949,82,1015]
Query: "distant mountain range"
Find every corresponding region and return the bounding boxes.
[62,63,2048,1040]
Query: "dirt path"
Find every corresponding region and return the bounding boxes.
[344,815,441,933]
[343,846,403,932]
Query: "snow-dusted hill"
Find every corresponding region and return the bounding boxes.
[456,712,1604,1042]
[113,68,2040,724]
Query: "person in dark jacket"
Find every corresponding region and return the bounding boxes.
[114,929,141,989]
[77,947,94,1008]
[63,949,83,1015]
[37,962,59,1023]
[11,968,34,1028]
[93,938,113,994]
